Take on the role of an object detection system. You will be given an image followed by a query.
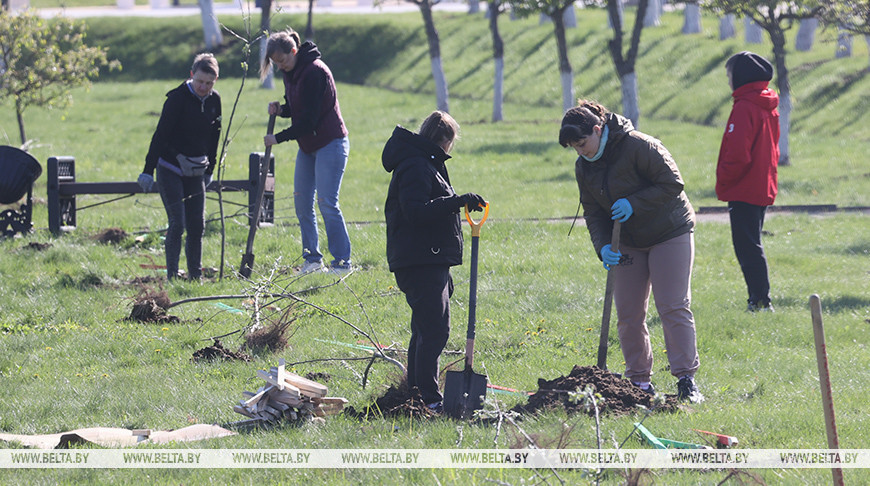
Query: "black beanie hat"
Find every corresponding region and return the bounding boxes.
[726,51,774,90]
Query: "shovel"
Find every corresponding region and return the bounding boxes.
[596,221,621,369]
[239,114,277,278]
[444,202,490,419]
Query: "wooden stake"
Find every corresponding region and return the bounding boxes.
[810,294,845,486]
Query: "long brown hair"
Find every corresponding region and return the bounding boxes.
[259,29,301,81]
[419,111,460,153]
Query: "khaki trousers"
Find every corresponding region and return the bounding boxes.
[612,231,700,382]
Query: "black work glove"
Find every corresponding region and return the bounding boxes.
[458,193,486,212]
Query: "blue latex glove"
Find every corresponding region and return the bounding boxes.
[611,198,633,222]
[137,173,155,192]
[204,173,213,189]
[600,244,621,270]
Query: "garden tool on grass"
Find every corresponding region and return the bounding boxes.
[444,202,490,419]
[636,423,711,450]
[239,114,277,278]
[596,221,621,369]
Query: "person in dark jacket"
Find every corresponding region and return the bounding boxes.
[559,100,702,402]
[382,111,486,412]
[139,53,221,280]
[717,51,779,312]
[261,28,352,276]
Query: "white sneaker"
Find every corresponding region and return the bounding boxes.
[328,261,353,276]
[297,261,324,275]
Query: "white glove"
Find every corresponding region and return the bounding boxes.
[137,173,155,192]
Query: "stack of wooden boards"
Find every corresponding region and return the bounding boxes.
[233,359,347,425]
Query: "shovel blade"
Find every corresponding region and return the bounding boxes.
[239,253,255,278]
[443,369,487,419]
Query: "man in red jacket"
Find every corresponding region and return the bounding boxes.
[716,51,779,312]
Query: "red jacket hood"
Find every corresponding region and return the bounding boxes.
[733,80,779,112]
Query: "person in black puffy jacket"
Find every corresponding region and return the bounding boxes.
[382,111,485,411]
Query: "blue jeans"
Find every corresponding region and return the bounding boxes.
[157,163,205,279]
[294,136,351,266]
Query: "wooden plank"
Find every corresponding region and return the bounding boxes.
[277,358,286,391]
[233,405,255,418]
[269,368,327,398]
[244,385,274,408]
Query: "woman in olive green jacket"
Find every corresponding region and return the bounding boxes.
[559,100,702,403]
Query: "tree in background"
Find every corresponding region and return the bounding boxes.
[510,0,578,112]
[397,0,451,112]
[703,0,823,166]
[487,0,507,121]
[0,10,116,146]
[820,0,870,67]
[604,0,650,127]
[199,0,224,50]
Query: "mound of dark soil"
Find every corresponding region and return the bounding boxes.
[512,365,679,416]
[191,339,252,362]
[95,227,128,244]
[345,380,435,419]
[128,289,177,323]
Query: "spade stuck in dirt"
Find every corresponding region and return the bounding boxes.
[444,203,489,419]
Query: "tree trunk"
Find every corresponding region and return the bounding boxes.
[489,0,504,122]
[563,6,577,28]
[198,0,223,50]
[745,17,763,44]
[606,0,646,126]
[468,0,479,14]
[770,27,791,166]
[607,0,623,30]
[643,0,660,27]
[259,37,274,90]
[553,7,574,112]
[493,57,504,122]
[836,26,852,59]
[682,3,701,34]
[261,0,274,89]
[719,14,735,40]
[866,36,870,70]
[420,2,449,112]
[795,18,817,52]
[306,0,315,41]
[16,102,26,146]
[620,71,640,128]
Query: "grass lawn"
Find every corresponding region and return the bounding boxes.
[1,8,869,484]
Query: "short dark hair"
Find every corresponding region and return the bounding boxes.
[191,53,219,77]
[559,100,608,147]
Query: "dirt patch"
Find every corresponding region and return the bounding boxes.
[344,380,435,419]
[305,371,331,383]
[25,242,51,251]
[512,365,679,416]
[95,227,128,244]
[127,288,177,323]
[191,339,252,362]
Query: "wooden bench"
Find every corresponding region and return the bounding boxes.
[46,153,275,234]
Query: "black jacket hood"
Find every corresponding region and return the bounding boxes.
[382,126,450,173]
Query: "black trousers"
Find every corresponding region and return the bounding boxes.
[157,164,205,279]
[728,201,771,306]
[394,265,453,405]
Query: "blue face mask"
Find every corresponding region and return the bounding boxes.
[581,125,609,162]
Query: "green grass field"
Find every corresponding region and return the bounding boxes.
[1,7,869,484]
